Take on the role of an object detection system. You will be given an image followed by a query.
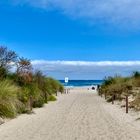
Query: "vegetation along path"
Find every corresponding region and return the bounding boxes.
[0,88,140,140]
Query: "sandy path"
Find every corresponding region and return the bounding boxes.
[0,88,140,140]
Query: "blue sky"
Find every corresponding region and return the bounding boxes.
[1,0,140,79]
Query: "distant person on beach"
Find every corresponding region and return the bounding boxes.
[91,87,95,90]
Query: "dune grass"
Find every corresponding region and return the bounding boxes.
[0,78,63,118]
[0,80,21,118]
[99,72,140,110]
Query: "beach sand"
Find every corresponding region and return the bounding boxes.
[0,87,140,140]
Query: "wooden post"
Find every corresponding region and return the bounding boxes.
[101,93,102,97]
[45,93,48,103]
[126,95,128,113]
[105,93,106,100]
[66,89,68,94]
[30,96,33,111]
[112,95,114,104]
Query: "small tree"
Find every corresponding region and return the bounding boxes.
[0,46,17,69]
[0,46,17,79]
[16,57,32,85]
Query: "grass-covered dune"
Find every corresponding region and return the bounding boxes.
[0,46,64,118]
[99,72,140,111]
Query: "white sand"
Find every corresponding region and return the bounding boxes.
[0,88,140,140]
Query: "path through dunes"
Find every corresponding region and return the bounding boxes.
[0,88,140,140]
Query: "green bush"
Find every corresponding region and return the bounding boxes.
[48,95,57,102]
[33,96,44,108]
[19,83,45,109]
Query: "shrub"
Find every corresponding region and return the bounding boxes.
[33,96,44,108]
[48,95,57,102]
[19,83,45,109]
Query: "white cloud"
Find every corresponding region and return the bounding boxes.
[31,60,140,79]
[10,0,140,29]
[32,60,140,66]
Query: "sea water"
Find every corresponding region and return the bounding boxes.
[59,80,103,87]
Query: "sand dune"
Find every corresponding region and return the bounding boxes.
[0,88,140,140]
